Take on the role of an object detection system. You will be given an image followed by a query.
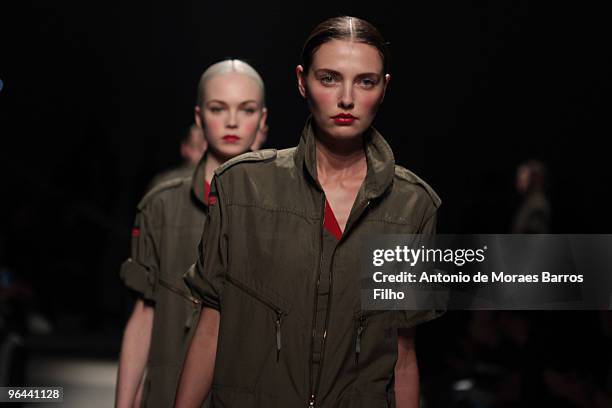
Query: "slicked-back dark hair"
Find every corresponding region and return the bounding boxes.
[301,16,391,75]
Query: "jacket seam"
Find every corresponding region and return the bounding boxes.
[361,218,420,227]
[224,202,317,221]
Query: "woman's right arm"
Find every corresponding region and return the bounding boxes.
[116,299,154,408]
[116,201,161,408]
[176,177,227,407]
[174,307,220,407]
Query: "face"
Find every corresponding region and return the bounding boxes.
[516,166,530,194]
[297,39,390,141]
[195,72,267,161]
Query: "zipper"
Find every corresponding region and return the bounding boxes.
[311,198,372,405]
[354,310,386,366]
[275,311,283,362]
[158,277,202,305]
[308,193,326,408]
[355,314,366,365]
[225,274,288,361]
[312,242,334,403]
[158,278,203,330]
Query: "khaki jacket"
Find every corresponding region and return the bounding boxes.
[186,118,443,407]
[120,157,209,407]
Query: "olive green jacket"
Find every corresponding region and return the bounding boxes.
[186,118,443,408]
[146,162,197,193]
[120,157,210,407]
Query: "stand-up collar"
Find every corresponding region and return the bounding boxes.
[293,116,396,199]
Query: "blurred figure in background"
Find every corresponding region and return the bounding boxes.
[115,59,268,408]
[511,160,551,233]
[253,122,268,152]
[147,124,207,190]
[148,121,267,192]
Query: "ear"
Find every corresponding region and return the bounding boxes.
[259,107,268,132]
[251,108,268,150]
[380,74,391,104]
[194,105,203,129]
[296,65,307,99]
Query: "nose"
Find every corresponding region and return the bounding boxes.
[226,109,238,128]
[338,82,354,110]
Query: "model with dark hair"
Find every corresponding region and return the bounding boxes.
[176,17,442,408]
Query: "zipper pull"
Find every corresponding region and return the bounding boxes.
[308,394,316,407]
[276,312,282,362]
[356,316,365,365]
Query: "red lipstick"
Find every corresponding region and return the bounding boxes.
[331,113,357,125]
[222,135,240,143]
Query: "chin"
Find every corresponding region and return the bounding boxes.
[326,125,367,140]
[219,144,249,157]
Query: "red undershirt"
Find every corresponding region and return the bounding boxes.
[323,199,342,240]
[203,180,216,205]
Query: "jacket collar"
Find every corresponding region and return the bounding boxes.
[293,116,395,200]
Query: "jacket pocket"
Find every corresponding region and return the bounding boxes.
[354,310,387,368]
[158,277,202,330]
[225,274,290,362]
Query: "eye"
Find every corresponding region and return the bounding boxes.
[318,72,339,86]
[359,78,378,88]
[321,74,334,84]
[242,107,257,115]
[208,106,224,113]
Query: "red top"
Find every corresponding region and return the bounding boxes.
[203,180,216,205]
[323,199,342,240]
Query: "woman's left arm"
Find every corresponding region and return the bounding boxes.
[396,195,439,407]
[395,327,419,408]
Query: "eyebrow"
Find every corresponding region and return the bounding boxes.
[314,69,381,78]
[206,100,259,106]
[206,100,227,106]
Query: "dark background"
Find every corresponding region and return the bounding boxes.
[1,1,611,404]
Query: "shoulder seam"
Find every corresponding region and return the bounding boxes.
[394,165,442,208]
[214,149,278,177]
[137,176,189,210]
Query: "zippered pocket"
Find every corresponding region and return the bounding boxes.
[354,310,387,366]
[158,277,202,329]
[226,274,290,361]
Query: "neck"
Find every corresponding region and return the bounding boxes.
[203,152,223,184]
[313,125,367,182]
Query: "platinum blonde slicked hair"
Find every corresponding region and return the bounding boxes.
[196,59,266,107]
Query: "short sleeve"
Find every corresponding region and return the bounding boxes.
[419,207,437,235]
[393,204,445,328]
[119,203,160,302]
[184,177,227,310]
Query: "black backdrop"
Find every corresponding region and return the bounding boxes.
[1,2,611,332]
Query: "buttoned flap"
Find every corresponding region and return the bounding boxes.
[120,258,155,301]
